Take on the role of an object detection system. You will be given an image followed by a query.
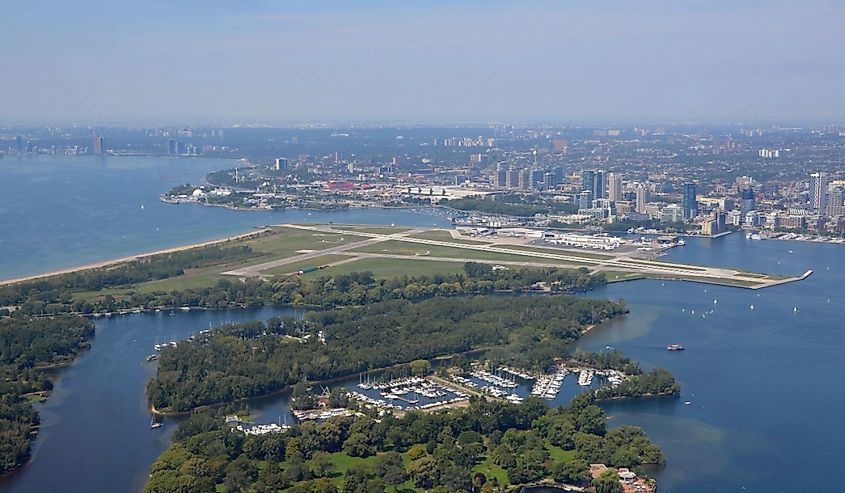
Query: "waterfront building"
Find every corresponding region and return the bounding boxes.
[273,158,288,171]
[682,182,699,220]
[727,210,742,226]
[828,187,845,217]
[167,139,177,155]
[93,136,105,155]
[745,211,762,227]
[810,172,828,212]
[660,204,684,223]
[739,188,755,217]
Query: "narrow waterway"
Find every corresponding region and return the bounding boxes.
[0,307,302,493]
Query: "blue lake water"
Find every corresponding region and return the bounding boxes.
[0,156,843,492]
[580,235,842,493]
[0,155,450,281]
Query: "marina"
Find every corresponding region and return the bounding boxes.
[350,376,469,412]
[225,415,291,435]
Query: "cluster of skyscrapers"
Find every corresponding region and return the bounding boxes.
[492,163,560,191]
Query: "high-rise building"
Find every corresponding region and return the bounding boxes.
[810,172,828,212]
[494,163,508,188]
[827,187,845,217]
[593,170,606,200]
[93,136,105,155]
[581,170,595,196]
[518,169,530,190]
[167,139,178,155]
[578,190,594,211]
[529,169,545,190]
[739,188,755,217]
[608,173,623,202]
[543,172,557,189]
[506,168,520,189]
[274,158,288,171]
[15,135,24,153]
[635,185,648,214]
[682,182,699,220]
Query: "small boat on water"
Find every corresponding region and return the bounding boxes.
[667,344,685,351]
[146,354,159,362]
[151,417,162,429]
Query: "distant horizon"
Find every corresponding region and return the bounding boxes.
[3,118,844,128]
[3,0,844,124]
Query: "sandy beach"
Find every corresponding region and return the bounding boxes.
[0,228,270,287]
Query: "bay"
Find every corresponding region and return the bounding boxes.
[0,155,450,281]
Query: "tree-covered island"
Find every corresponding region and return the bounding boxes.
[0,229,678,492]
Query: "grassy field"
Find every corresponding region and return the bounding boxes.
[472,456,509,486]
[544,441,577,463]
[73,227,368,299]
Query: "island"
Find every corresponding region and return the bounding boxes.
[0,221,796,485]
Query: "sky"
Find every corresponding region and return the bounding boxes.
[1,0,844,124]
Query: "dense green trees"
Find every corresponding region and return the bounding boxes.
[0,244,254,314]
[148,295,626,412]
[0,315,95,474]
[145,395,664,492]
[3,260,606,317]
[594,368,681,399]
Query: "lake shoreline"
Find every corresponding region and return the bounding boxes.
[0,228,271,286]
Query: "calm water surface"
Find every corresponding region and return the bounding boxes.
[0,155,450,281]
[0,307,303,493]
[580,234,842,493]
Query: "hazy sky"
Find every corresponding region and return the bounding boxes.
[2,0,843,124]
